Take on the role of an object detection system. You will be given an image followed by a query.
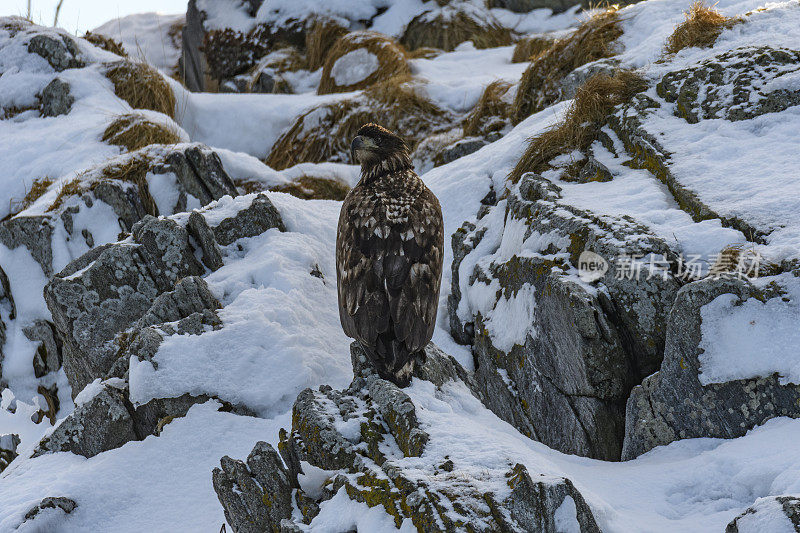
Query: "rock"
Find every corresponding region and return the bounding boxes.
[0,433,20,472]
[727,496,800,533]
[0,265,14,384]
[0,215,55,277]
[25,320,62,378]
[450,173,681,460]
[33,384,136,458]
[23,496,77,520]
[488,464,601,532]
[180,0,208,92]
[214,341,599,532]
[212,442,293,533]
[622,276,800,460]
[657,47,800,124]
[27,33,83,71]
[187,192,285,270]
[162,145,239,208]
[44,216,204,395]
[39,78,74,117]
[434,137,486,167]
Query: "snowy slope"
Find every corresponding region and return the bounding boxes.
[1,1,800,531]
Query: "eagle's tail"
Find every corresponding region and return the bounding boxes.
[365,335,426,387]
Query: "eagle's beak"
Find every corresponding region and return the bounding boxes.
[350,136,377,164]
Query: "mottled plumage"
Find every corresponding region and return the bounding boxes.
[336,124,444,386]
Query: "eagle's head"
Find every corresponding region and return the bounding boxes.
[351,123,411,175]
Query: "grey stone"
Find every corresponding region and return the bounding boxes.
[367,377,428,458]
[0,216,55,276]
[33,385,137,458]
[159,145,239,210]
[23,496,77,521]
[235,343,601,532]
[24,320,62,378]
[213,441,293,533]
[0,433,20,472]
[0,265,14,384]
[209,193,286,246]
[622,276,800,460]
[180,0,207,92]
[44,216,204,395]
[187,192,284,270]
[39,78,74,117]
[489,464,601,533]
[450,174,680,460]
[727,496,800,533]
[435,137,486,167]
[488,0,636,13]
[657,47,800,124]
[27,33,84,71]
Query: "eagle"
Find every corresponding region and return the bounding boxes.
[336,123,444,386]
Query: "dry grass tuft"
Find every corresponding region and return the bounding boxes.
[708,244,780,278]
[102,114,181,152]
[47,177,84,212]
[406,47,443,60]
[305,19,350,71]
[318,31,410,94]
[511,35,557,63]
[511,7,622,124]
[83,31,127,57]
[463,80,513,137]
[267,76,450,170]
[664,1,742,55]
[402,10,513,51]
[8,177,54,215]
[509,69,647,182]
[271,176,350,200]
[105,60,176,118]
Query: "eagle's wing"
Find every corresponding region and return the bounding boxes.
[336,183,443,354]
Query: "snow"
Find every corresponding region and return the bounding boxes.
[729,496,796,533]
[554,495,581,533]
[129,193,353,417]
[331,49,379,87]
[0,401,289,532]
[303,487,417,532]
[92,12,184,72]
[698,276,800,386]
[2,0,800,530]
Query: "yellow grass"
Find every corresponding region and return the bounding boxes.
[664,1,742,55]
[509,70,647,182]
[511,7,622,124]
[462,80,513,137]
[318,31,410,94]
[102,114,181,152]
[105,60,176,118]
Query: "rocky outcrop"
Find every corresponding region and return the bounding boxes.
[31,193,284,458]
[27,33,84,71]
[44,216,205,394]
[33,382,136,458]
[0,433,20,472]
[622,276,800,460]
[22,496,77,522]
[727,495,800,533]
[450,174,680,460]
[213,341,601,532]
[656,47,800,124]
[0,144,238,277]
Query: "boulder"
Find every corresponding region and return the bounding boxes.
[214,341,600,532]
[39,78,74,117]
[727,496,800,533]
[622,276,800,460]
[0,433,20,472]
[449,174,681,460]
[27,33,84,71]
[33,384,137,458]
[212,442,294,533]
[44,216,204,394]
